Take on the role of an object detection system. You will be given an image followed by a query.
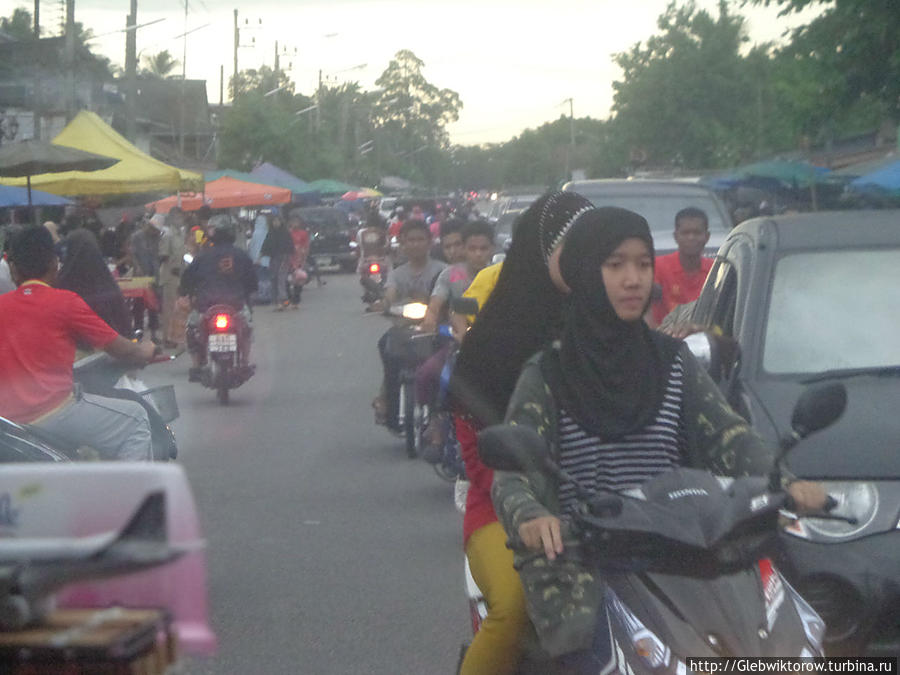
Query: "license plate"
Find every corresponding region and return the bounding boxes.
[208,334,237,352]
[315,256,333,266]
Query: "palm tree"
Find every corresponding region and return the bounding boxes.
[141,50,181,79]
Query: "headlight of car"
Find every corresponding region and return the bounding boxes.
[787,481,879,541]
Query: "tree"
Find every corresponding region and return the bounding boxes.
[229,65,294,99]
[748,0,900,122]
[141,50,180,78]
[1,8,35,39]
[611,1,759,169]
[371,50,462,160]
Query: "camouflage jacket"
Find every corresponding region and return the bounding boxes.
[491,342,775,657]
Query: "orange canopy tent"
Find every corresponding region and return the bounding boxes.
[147,176,291,214]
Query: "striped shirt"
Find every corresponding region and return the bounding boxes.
[558,355,686,515]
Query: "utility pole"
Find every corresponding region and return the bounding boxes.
[219,65,224,106]
[32,0,41,139]
[64,0,75,122]
[562,97,575,180]
[274,40,279,75]
[232,9,238,101]
[179,0,187,157]
[124,0,138,141]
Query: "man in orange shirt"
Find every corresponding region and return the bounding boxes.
[651,207,714,326]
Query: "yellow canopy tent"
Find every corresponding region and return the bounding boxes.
[0,111,203,195]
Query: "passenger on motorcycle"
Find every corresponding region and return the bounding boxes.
[371,219,446,429]
[449,191,594,675]
[179,217,257,381]
[492,206,827,671]
[0,226,157,460]
[431,218,465,265]
[417,221,495,461]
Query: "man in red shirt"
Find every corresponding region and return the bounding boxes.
[651,207,714,326]
[0,226,157,460]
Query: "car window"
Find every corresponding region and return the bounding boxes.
[576,190,729,233]
[763,248,900,375]
[693,258,736,334]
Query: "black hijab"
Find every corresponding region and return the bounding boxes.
[543,207,681,440]
[57,229,133,336]
[450,191,594,426]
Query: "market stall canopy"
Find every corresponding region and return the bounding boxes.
[250,163,316,194]
[0,184,72,207]
[849,159,900,194]
[702,159,831,190]
[0,111,203,195]
[147,176,291,214]
[0,139,119,177]
[341,187,382,201]
[307,178,357,195]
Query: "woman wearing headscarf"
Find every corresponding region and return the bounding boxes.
[57,229,132,337]
[260,213,295,311]
[450,191,594,675]
[492,207,826,670]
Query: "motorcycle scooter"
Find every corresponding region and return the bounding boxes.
[22,349,179,462]
[465,382,851,672]
[189,304,255,405]
[361,257,390,311]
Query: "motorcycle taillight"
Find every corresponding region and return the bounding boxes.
[213,314,230,331]
[369,262,381,274]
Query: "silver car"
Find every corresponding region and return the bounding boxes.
[562,179,732,256]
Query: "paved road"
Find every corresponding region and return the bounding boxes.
[145,273,468,674]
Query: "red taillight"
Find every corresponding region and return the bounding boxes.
[214,314,230,330]
[369,262,381,274]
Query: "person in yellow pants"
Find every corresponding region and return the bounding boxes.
[462,520,528,674]
[451,192,596,675]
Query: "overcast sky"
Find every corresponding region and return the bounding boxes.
[1,0,821,144]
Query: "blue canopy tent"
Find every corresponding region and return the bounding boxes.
[850,159,900,195]
[0,184,72,207]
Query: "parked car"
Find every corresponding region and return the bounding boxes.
[563,179,732,256]
[683,211,900,656]
[290,206,358,272]
[487,193,541,224]
[492,208,525,252]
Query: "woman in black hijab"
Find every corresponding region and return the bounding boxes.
[492,207,827,669]
[57,229,133,336]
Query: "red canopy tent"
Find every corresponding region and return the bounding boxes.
[147,176,291,214]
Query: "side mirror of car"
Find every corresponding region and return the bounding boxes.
[684,331,742,386]
[477,425,548,473]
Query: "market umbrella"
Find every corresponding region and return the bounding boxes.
[849,159,900,194]
[307,178,357,195]
[146,176,292,214]
[341,187,382,201]
[0,184,71,207]
[0,139,119,208]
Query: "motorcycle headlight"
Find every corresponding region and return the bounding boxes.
[607,590,671,669]
[803,481,879,540]
[401,303,428,320]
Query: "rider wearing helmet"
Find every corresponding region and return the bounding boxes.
[179,215,257,380]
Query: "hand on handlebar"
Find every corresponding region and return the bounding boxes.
[518,515,564,561]
[786,480,828,514]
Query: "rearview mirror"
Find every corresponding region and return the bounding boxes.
[791,382,847,439]
[477,425,548,473]
[450,297,479,315]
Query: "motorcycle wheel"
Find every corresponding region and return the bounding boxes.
[214,361,230,405]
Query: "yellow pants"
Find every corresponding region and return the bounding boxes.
[460,521,529,675]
